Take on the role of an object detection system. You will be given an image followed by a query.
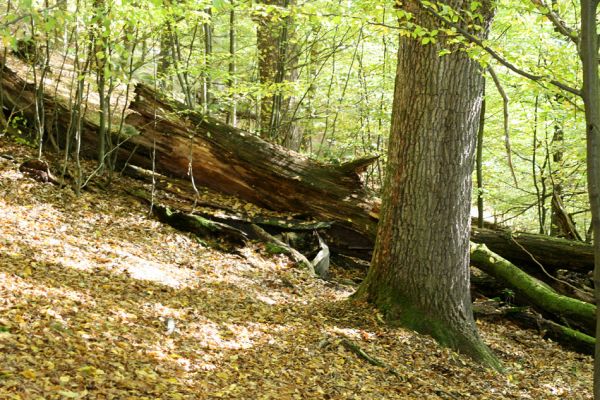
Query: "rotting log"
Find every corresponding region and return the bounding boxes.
[0,63,379,246]
[247,224,315,275]
[0,61,109,179]
[122,84,379,241]
[470,243,596,335]
[4,60,598,348]
[471,227,594,274]
[128,188,248,246]
[1,61,594,280]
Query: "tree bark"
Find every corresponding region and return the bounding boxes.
[256,0,284,139]
[0,61,378,241]
[122,84,378,240]
[355,0,499,369]
[579,0,600,396]
[4,57,597,282]
[471,226,594,274]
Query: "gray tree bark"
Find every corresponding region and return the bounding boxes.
[356,0,500,369]
[579,0,600,396]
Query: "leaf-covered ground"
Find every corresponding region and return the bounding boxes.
[0,138,593,399]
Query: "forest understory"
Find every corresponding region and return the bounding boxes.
[0,137,593,399]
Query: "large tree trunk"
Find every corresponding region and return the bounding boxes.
[3,60,596,280]
[355,0,499,369]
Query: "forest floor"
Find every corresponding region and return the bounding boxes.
[0,137,593,399]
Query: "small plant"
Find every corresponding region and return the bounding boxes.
[501,288,516,305]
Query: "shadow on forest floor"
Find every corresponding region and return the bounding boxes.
[0,138,593,399]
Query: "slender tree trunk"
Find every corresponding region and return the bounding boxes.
[93,0,108,169]
[256,0,283,139]
[476,85,485,228]
[579,0,600,396]
[228,0,237,127]
[202,5,213,115]
[532,95,548,234]
[356,0,499,369]
[158,25,172,91]
[256,0,300,146]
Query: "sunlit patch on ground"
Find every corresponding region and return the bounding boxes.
[0,138,593,399]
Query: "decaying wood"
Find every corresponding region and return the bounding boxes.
[19,159,60,184]
[0,63,378,246]
[473,299,595,355]
[0,62,101,159]
[470,243,596,335]
[471,227,594,274]
[128,188,248,246]
[122,84,379,241]
[248,224,315,275]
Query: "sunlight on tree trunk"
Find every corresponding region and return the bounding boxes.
[579,0,600,396]
[356,0,500,370]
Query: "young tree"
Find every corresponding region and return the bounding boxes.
[356,0,500,369]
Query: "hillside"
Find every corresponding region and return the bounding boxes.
[0,137,593,399]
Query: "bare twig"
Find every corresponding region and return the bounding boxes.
[488,67,519,189]
[338,337,400,377]
[508,234,587,295]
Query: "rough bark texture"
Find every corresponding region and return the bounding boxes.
[0,61,377,245]
[0,62,99,158]
[579,0,600,394]
[356,0,499,369]
[123,84,378,240]
[471,227,594,274]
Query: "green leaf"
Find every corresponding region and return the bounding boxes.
[470,1,482,11]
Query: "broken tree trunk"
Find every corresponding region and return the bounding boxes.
[0,62,378,245]
[473,300,595,355]
[1,61,594,280]
[470,243,596,335]
[122,84,379,241]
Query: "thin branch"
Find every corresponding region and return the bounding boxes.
[416,0,582,97]
[509,234,587,296]
[530,0,579,45]
[488,67,519,189]
[1,1,66,28]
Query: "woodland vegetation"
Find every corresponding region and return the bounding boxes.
[0,0,598,398]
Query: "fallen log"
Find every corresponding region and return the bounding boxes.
[4,59,597,349]
[0,62,378,245]
[128,188,249,246]
[0,62,104,163]
[471,227,593,274]
[0,61,594,280]
[247,224,315,275]
[470,243,596,335]
[122,84,379,242]
[127,187,319,274]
